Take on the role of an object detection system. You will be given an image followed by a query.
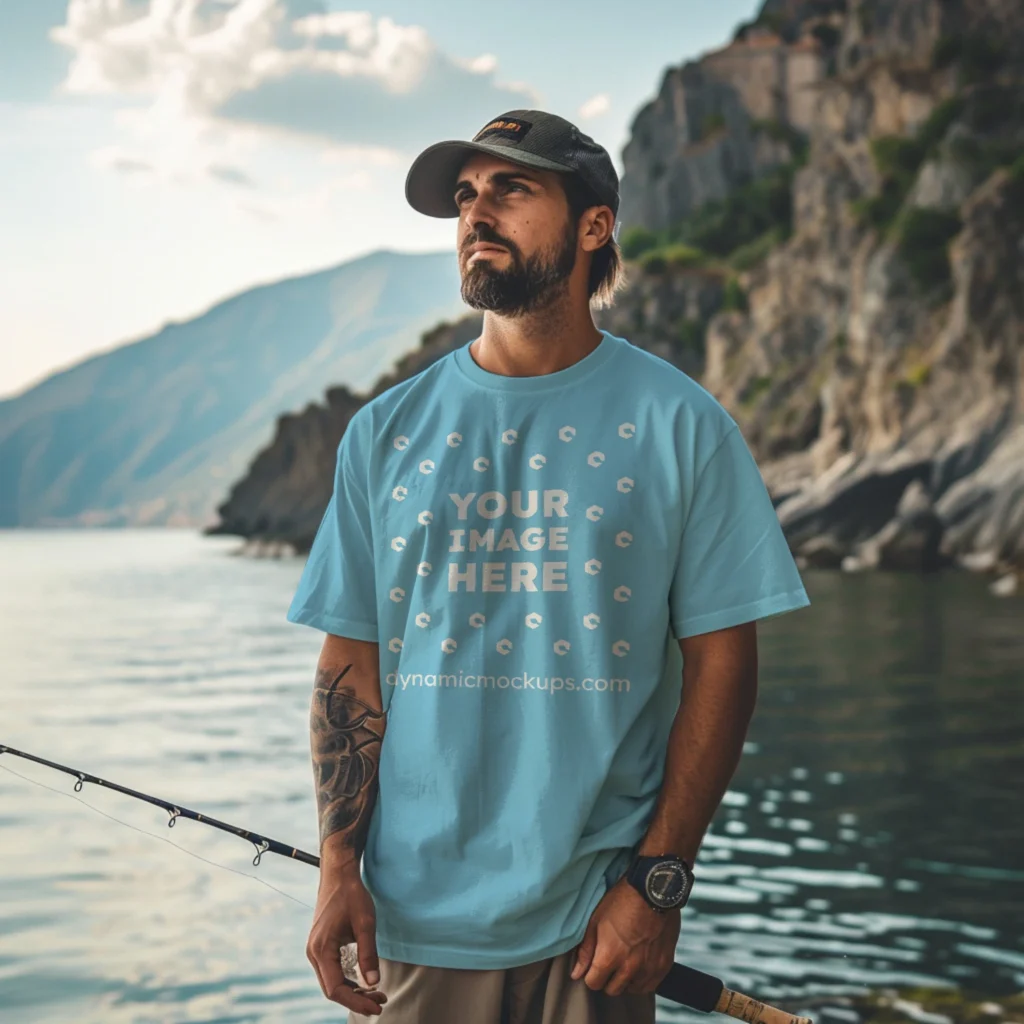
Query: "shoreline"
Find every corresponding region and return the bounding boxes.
[225,532,1023,597]
[780,988,1024,1024]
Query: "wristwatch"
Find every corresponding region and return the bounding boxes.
[625,853,694,914]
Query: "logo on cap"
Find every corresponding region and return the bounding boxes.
[473,118,533,144]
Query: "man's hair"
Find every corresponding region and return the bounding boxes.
[561,173,626,309]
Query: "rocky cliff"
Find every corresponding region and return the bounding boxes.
[213,0,1024,592]
[692,0,1024,584]
[618,0,842,230]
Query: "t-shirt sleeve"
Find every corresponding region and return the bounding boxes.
[286,411,379,642]
[669,423,810,639]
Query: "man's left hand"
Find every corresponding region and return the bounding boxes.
[569,876,681,996]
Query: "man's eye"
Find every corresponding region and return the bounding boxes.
[455,191,472,204]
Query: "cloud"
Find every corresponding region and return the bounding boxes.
[235,167,374,221]
[208,163,255,186]
[578,93,610,120]
[51,1,537,153]
[97,147,255,186]
[107,154,154,175]
[81,98,267,188]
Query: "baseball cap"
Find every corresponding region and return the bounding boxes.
[405,109,619,219]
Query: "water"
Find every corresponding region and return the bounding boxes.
[1,529,1021,1023]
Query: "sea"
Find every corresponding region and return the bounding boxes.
[1,529,1022,1023]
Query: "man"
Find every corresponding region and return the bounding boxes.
[288,108,811,1023]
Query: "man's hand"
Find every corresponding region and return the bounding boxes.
[306,866,388,1017]
[569,876,680,996]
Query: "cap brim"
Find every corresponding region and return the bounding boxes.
[405,140,574,218]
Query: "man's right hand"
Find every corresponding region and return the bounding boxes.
[306,866,388,1017]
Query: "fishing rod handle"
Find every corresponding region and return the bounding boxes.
[715,987,812,1024]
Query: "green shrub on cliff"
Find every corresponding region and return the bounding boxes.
[917,97,965,152]
[868,99,961,185]
[1006,155,1024,216]
[853,97,965,233]
[932,31,1007,86]
[677,318,708,359]
[620,226,660,260]
[722,277,749,312]
[948,134,1022,183]
[871,135,926,182]
[851,180,907,230]
[751,119,810,166]
[811,23,841,49]
[637,243,710,273]
[741,374,774,407]
[728,227,785,271]
[903,359,932,388]
[894,208,962,291]
[669,163,798,259]
[701,113,727,140]
[965,83,1023,134]
[662,244,707,267]
[932,34,961,70]
[638,250,668,273]
[625,123,809,277]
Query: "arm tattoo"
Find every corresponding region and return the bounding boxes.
[310,663,386,851]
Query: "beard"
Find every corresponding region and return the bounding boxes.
[460,216,578,316]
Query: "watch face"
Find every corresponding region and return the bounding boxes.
[645,861,692,909]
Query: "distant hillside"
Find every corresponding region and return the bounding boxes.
[0,250,466,527]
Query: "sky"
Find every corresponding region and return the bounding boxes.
[0,0,760,399]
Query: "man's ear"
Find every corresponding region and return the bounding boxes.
[580,206,615,252]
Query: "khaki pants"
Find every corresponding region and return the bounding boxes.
[347,949,657,1024]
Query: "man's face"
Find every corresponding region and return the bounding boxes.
[453,152,578,316]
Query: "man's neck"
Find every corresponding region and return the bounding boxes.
[471,303,603,378]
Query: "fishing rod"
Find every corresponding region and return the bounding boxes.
[0,743,811,1024]
[0,742,317,867]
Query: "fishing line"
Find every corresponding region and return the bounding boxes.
[0,761,315,911]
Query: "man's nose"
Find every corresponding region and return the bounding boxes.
[463,190,499,230]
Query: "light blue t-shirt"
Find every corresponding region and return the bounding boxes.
[287,328,810,969]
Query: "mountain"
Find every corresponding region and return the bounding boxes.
[0,250,466,528]
[214,0,1024,589]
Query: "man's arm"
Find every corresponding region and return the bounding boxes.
[310,633,387,872]
[306,633,389,1014]
[570,620,759,995]
[635,620,759,863]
